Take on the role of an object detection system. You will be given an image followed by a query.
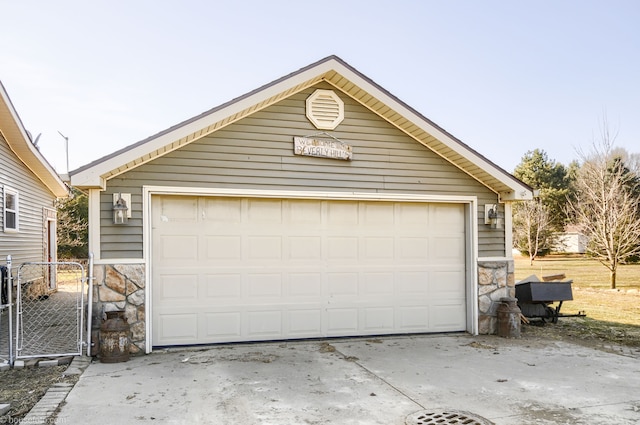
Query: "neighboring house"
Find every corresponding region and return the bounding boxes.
[0,81,68,278]
[70,56,533,354]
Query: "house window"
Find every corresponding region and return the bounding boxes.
[4,187,18,232]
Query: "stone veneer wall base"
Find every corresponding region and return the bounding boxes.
[477,259,515,335]
[93,264,146,355]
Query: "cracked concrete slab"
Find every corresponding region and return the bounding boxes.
[56,335,640,425]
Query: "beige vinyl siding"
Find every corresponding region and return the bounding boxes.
[101,83,504,259]
[0,136,57,265]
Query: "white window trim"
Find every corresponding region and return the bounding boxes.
[3,186,19,232]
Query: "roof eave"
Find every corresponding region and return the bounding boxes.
[316,58,534,200]
[70,55,533,199]
[0,82,68,198]
[70,58,341,189]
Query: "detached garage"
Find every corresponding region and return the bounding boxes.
[70,56,532,354]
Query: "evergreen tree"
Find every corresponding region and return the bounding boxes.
[513,149,573,231]
[56,188,88,259]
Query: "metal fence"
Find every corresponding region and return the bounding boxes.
[15,261,86,359]
[0,255,95,365]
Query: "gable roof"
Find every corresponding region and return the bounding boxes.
[70,56,533,201]
[0,81,68,198]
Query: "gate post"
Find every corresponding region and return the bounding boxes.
[6,255,13,367]
[86,253,94,356]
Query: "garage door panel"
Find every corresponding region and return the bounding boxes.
[248,310,283,337]
[327,273,359,296]
[327,308,359,333]
[399,306,430,330]
[288,200,322,224]
[160,235,198,260]
[397,203,429,226]
[432,236,465,262]
[432,204,465,228]
[327,237,358,259]
[362,237,394,259]
[205,312,241,338]
[430,302,467,330]
[362,272,394,295]
[398,237,429,260]
[155,196,199,224]
[203,198,242,223]
[248,236,282,259]
[362,202,394,225]
[288,236,322,259]
[288,309,323,335]
[289,273,322,297]
[397,271,430,294]
[247,273,283,298]
[327,202,358,225]
[206,236,241,260]
[248,199,282,223]
[363,307,395,331]
[152,196,468,346]
[157,312,198,344]
[430,270,466,295]
[157,274,198,301]
[205,274,242,299]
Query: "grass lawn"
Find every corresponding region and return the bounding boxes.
[513,254,640,348]
[514,254,640,290]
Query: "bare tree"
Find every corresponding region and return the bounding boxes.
[567,126,640,288]
[513,198,554,265]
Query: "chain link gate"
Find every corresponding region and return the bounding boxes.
[15,261,86,360]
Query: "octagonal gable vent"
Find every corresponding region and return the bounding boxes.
[306,89,344,130]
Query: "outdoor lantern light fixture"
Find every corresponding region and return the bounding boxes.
[112,193,131,225]
[484,204,502,229]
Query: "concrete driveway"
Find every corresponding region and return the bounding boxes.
[57,334,640,425]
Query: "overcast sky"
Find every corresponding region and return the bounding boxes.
[1,1,638,174]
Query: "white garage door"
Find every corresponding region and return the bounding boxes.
[152,195,467,346]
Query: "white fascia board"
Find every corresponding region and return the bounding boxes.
[70,168,107,190]
[71,63,335,189]
[329,64,533,200]
[70,105,232,188]
[69,56,532,200]
[0,84,68,197]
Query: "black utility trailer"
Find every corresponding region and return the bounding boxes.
[516,274,584,323]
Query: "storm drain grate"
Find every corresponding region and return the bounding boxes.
[405,410,494,425]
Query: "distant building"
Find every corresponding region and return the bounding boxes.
[553,225,588,254]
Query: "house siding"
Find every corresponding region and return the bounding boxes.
[0,135,57,265]
[100,83,503,259]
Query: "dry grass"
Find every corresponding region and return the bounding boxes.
[514,254,640,348]
[514,254,640,290]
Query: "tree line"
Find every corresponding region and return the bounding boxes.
[513,128,640,289]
